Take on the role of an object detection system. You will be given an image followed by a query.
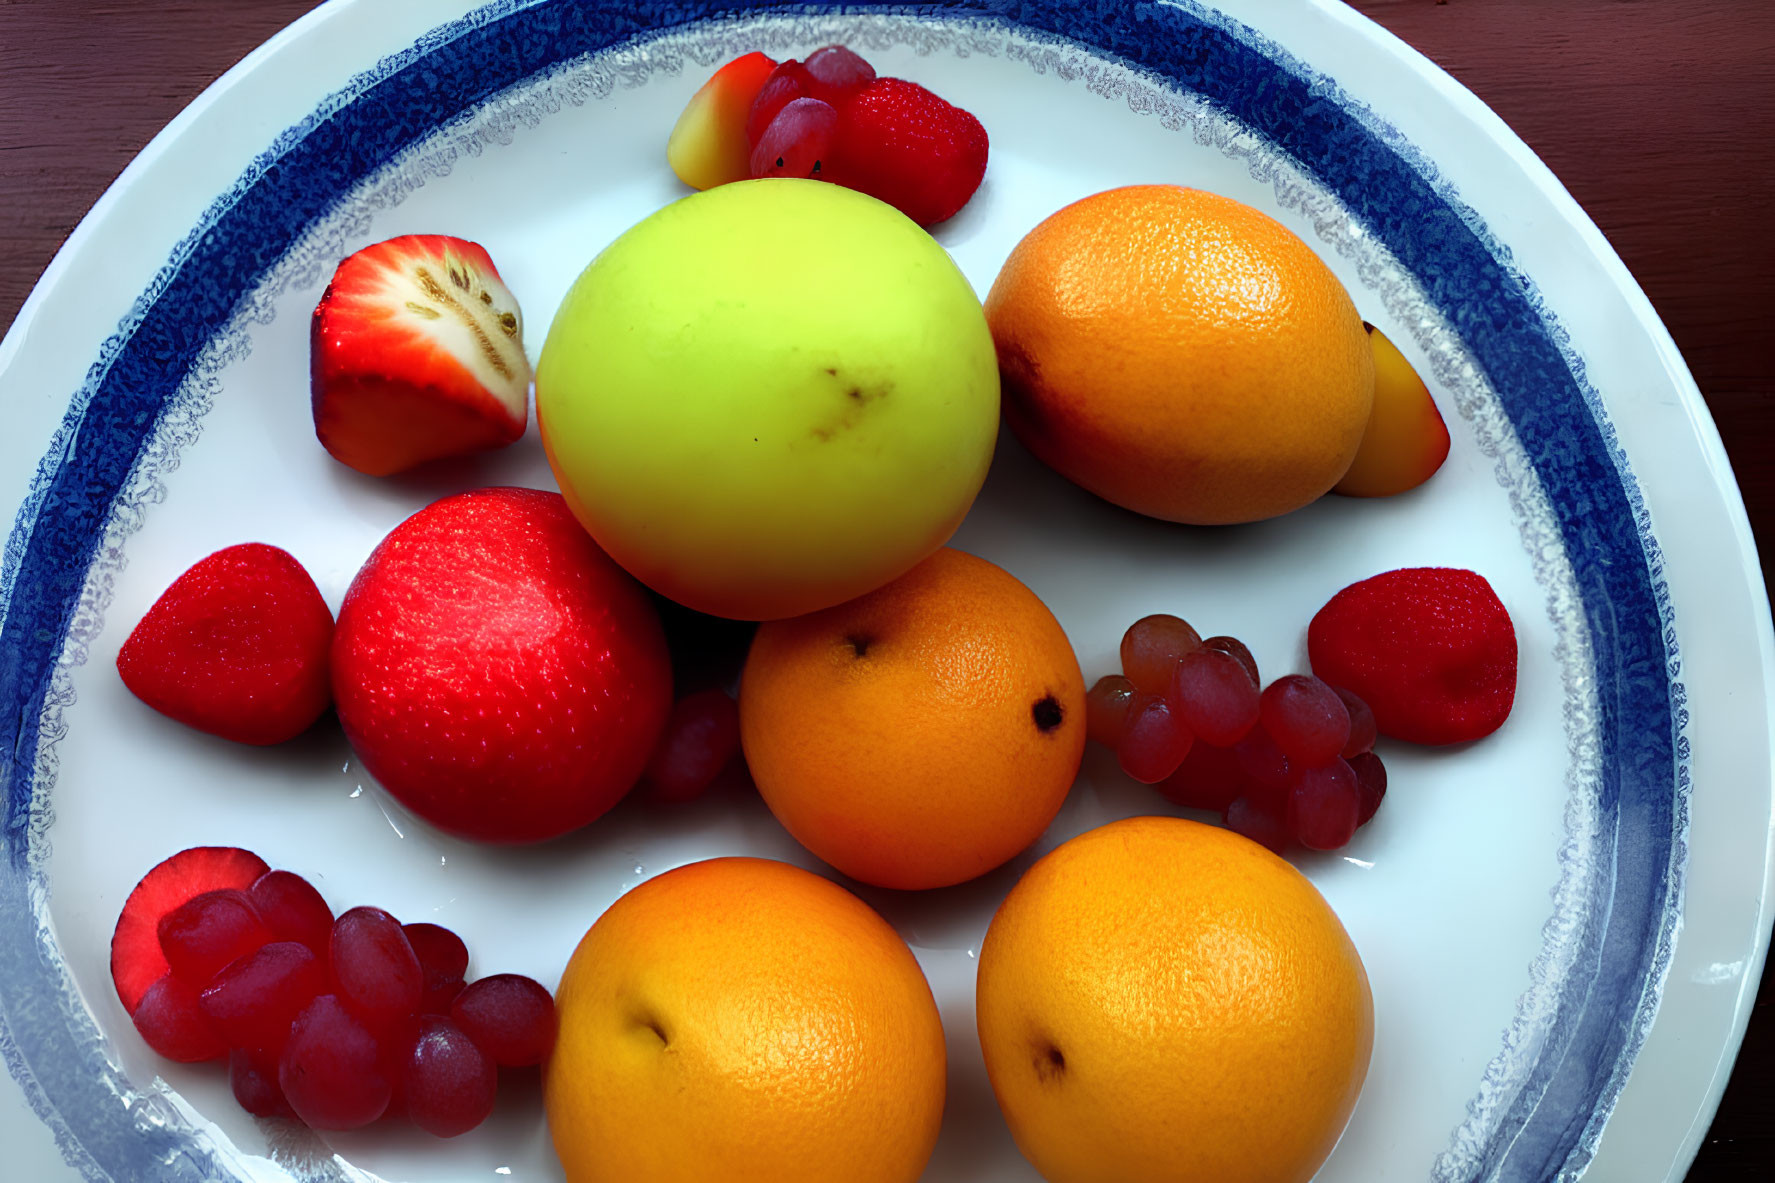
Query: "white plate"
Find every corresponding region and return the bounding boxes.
[2,2,1770,1181]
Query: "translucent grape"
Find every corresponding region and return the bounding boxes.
[644,689,741,804]
[403,1015,499,1138]
[1085,674,1138,748]
[1119,614,1203,695]
[157,889,273,986]
[1116,695,1193,784]
[1334,686,1378,758]
[1232,722,1291,792]
[198,940,325,1053]
[1170,648,1261,746]
[404,922,470,1015]
[279,994,392,1130]
[1258,675,1351,766]
[330,906,422,1032]
[1224,794,1290,854]
[749,97,838,180]
[133,973,226,1063]
[744,65,811,145]
[230,1048,293,1118]
[1350,751,1388,824]
[249,870,334,963]
[1288,758,1361,851]
[803,45,876,96]
[1203,635,1259,687]
[1154,739,1245,813]
[451,974,558,1067]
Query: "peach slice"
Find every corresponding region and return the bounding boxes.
[666,51,778,190]
[1334,324,1451,497]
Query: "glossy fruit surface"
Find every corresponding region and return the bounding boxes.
[537,179,998,620]
[1334,324,1451,497]
[740,548,1085,890]
[667,51,778,189]
[986,185,1373,524]
[976,817,1373,1183]
[546,857,945,1183]
[331,487,673,842]
[111,846,270,1014]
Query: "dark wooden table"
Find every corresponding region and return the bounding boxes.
[2,0,1770,1177]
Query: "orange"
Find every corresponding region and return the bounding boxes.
[544,857,946,1183]
[976,816,1374,1183]
[740,546,1086,890]
[985,184,1374,525]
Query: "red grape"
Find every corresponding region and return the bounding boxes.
[1085,674,1138,748]
[229,1048,292,1118]
[1170,647,1261,746]
[1350,751,1388,824]
[745,62,812,145]
[1224,794,1289,854]
[1203,635,1259,687]
[1334,686,1378,758]
[1119,614,1203,695]
[803,45,876,97]
[198,941,326,1053]
[132,973,225,1063]
[450,974,558,1067]
[643,689,741,804]
[157,889,272,986]
[330,906,422,1033]
[1154,739,1245,812]
[405,922,470,1015]
[403,1016,498,1138]
[1288,758,1361,851]
[1232,722,1291,792]
[750,97,838,179]
[249,870,334,963]
[279,994,392,1130]
[1259,674,1350,766]
[1116,695,1193,784]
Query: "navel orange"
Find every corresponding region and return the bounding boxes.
[739,546,1086,890]
[976,815,1373,1183]
[985,184,1374,524]
[545,857,946,1183]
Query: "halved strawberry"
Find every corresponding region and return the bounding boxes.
[310,234,529,477]
[112,846,270,1015]
[116,542,334,745]
[668,51,779,190]
[830,77,989,226]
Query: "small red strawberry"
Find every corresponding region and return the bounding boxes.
[1308,567,1518,745]
[117,543,334,745]
[311,235,529,477]
[829,77,988,225]
[111,846,271,1015]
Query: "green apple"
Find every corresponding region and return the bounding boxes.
[536,179,999,620]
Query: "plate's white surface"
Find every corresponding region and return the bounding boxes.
[0,1,1769,1181]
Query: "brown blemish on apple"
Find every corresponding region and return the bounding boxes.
[1032,694,1064,733]
[808,369,892,442]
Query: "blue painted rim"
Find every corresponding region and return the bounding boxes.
[0,1,1682,1179]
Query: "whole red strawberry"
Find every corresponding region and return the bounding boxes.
[331,487,672,843]
[117,543,334,745]
[830,77,989,226]
[1307,567,1517,745]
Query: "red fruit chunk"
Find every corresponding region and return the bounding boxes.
[403,1016,498,1138]
[1232,722,1291,793]
[133,974,226,1063]
[1154,739,1245,813]
[450,974,558,1067]
[667,51,779,190]
[1308,567,1517,745]
[749,96,839,179]
[1170,647,1260,747]
[249,870,334,962]
[157,889,273,987]
[331,907,423,1030]
[1258,675,1350,767]
[643,689,742,804]
[280,994,393,1130]
[405,922,471,1014]
[1224,794,1290,855]
[1084,674,1138,748]
[331,487,673,844]
[311,235,529,476]
[803,45,876,97]
[745,62,813,145]
[199,941,326,1053]
[1288,759,1361,851]
[1350,751,1388,824]
[1203,635,1260,688]
[230,1048,294,1118]
[1118,614,1202,696]
[1334,686,1378,759]
[112,846,269,1014]
[830,77,989,225]
[1116,695,1193,784]
[116,544,333,746]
